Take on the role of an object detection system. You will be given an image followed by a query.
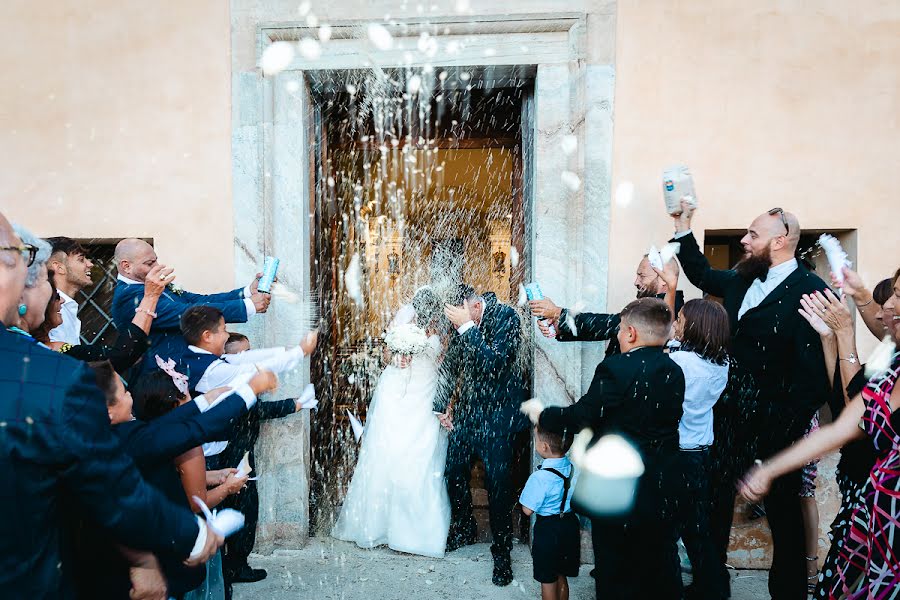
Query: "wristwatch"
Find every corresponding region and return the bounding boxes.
[839,353,858,364]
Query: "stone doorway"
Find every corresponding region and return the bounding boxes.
[306,68,536,542]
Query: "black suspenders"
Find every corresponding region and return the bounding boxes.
[540,466,571,517]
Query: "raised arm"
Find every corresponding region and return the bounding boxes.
[669,231,735,298]
[539,362,624,434]
[837,267,885,339]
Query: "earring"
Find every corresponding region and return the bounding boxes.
[17,304,27,316]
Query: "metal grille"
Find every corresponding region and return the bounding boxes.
[75,244,119,346]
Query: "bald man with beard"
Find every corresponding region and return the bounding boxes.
[670,202,829,600]
[111,238,271,373]
[0,214,222,598]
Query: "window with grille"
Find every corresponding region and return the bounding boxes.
[74,242,120,346]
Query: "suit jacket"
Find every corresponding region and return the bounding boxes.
[111,281,250,373]
[60,322,150,374]
[77,393,251,597]
[0,326,199,599]
[540,346,685,520]
[556,291,685,358]
[674,231,830,455]
[437,293,529,437]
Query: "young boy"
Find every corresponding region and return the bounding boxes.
[522,297,686,600]
[224,332,251,355]
[520,426,579,600]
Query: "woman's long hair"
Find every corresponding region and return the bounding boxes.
[678,299,730,365]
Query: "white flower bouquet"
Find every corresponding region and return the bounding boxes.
[384,323,429,356]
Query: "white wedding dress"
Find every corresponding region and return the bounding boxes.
[332,329,451,558]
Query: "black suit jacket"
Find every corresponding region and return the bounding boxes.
[437,293,529,437]
[556,291,685,357]
[540,346,685,520]
[674,231,830,455]
[0,326,199,599]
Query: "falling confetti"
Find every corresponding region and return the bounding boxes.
[260,41,295,76]
[509,246,519,268]
[615,181,634,206]
[367,23,394,50]
[344,253,363,306]
[298,38,322,60]
[284,80,301,93]
[346,409,364,442]
[561,170,581,191]
[517,284,527,307]
[565,312,578,336]
[318,24,333,42]
[560,134,577,156]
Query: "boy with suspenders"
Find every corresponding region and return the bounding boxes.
[520,426,580,600]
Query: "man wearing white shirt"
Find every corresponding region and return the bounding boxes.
[46,237,94,345]
[669,200,829,600]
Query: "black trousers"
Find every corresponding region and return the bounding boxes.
[589,449,682,600]
[678,448,727,600]
[445,432,514,558]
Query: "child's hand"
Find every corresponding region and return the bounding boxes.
[520,399,546,425]
[300,330,318,355]
[249,370,278,395]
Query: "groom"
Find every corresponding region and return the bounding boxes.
[438,284,529,586]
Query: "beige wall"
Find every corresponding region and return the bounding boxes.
[608,0,900,360]
[0,0,233,291]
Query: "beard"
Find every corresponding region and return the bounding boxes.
[735,246,773,281]
[635,286,659,299]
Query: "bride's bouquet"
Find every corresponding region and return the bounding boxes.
[384,323,429,356]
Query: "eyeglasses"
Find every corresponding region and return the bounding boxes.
[768,207,789,235]
[0,244,38,267]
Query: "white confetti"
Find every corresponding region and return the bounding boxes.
[298,38,322,60]
[318,24,332,42]
[517,284,527,307]
[346,84,357,95]
[284,80,301,93]
[561,170,581,191]
[260,41,295,76]
[455,0,470,12]
[615,181,634,206]
[509,246,519,269]
[407,74,422,94]
[560,134,577,156]
[818,233,851,283]
[344,253,363,306]
[367,23,394,50]
[565,312,578,337]
[346,409,364,442]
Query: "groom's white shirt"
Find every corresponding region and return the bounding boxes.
[456,303,486,335]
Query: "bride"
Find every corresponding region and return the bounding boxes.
[332,287,451,558]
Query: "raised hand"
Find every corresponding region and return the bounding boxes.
[143,264,175,298]
[529,298,561,321]
[798,295,833,337]
[672,197,695,233]
[520,398,546,425]
[444,301,471,329]
[249,369,279,395]
[300,330,318,355]
[811,289,853,333]
[835,266,866,301]
[184,523,224,567]
[249,272,263,294]
[251,291,271,313]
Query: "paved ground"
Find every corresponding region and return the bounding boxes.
[233,538,770,599]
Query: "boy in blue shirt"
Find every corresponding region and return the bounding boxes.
[520,425,579,600]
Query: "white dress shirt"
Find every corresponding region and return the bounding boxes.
[189,345,305,456]
[48,291,81,345]
[737,258,798,320]
[669,350,729,449]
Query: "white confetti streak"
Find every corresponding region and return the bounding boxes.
[367,23,394,50]
[509,246,519,269]
[615,181,634,206]
[260,41,295,76]
[318,24,332,42]
[865,336,896,378]
[344,253,363,306]
[561,171,581,191]
[298,38,322,60]
[560,134,578,156]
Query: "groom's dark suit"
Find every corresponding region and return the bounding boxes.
[437,292,528,561]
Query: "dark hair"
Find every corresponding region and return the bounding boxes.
[873,278,893,306]
[33,270,62,342]
[224,332,249,353]
[619,297,672,341]
[47,236,88,259]
[448,283,478,306]
[678,299,730,364]
[131,371,184,421]
[535,425,574,456]
[412,287,443,329]
[180,305,225,346]
[89,360,120,407]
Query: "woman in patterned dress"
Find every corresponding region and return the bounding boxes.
[740,271,900,599]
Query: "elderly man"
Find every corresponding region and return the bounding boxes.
[670,202,829,600]
[529,254,684,357]
[46,237,94,345]
[111,238,270,373]
[0,213,222,599]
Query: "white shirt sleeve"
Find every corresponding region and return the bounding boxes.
[223,347,289,365]
[193,383,258,412]
[457,321,476,335]
[195,361,258,394]
[243,298,257,316]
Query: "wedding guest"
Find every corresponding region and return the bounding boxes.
[519,426,579,600]
[524,298,685,599]
[111,238,271,373]
[835,266,900,339]
[9,224,52,337]
[668,298,731,600]
[0,212,221,598]
[218,331,314,589]
[46,236,94,345]
[740,269,900,598]
[529,254,683,357]
[670,201,829,598]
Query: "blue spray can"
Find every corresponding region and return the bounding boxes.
[258,256,279,294]
[524,282,557,336]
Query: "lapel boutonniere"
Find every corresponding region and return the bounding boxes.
[166,282,185,295]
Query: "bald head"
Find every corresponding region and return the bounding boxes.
[740,209,801,267]
[115,238,158,282]
[0,212,28,324]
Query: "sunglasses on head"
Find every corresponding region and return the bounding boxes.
[768,207,789,235]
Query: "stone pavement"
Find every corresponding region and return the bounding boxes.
[233,538,770,599]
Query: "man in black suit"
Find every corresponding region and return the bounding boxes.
[438,284,529,586]
[529,254,684,356]
[0,212,222,599]
[523,298,685,599]
[670,202,829,599]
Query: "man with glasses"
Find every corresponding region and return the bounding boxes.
[0,212,223,597]
[669,200,829,599]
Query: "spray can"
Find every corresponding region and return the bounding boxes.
[662,165,698,215]
[524,282,557,336]
[258,256,279,294]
